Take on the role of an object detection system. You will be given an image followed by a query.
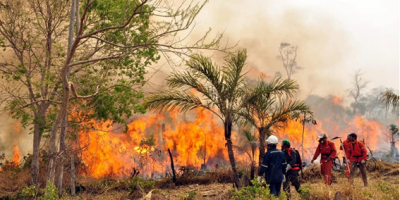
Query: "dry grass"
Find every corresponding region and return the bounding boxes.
[0,168,31,197]
[1,161,398,199]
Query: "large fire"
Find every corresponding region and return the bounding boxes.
[78,108,250,178]
[275,114,385,161]
[78,100,392,178]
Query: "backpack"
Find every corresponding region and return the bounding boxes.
[288,148,303,170]
[293,148,303,170]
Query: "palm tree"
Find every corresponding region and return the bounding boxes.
[388,124,399,145]
[380,91,399,112]
[241,129,258,180]
[240,77,310,166]
[146,49,250,188]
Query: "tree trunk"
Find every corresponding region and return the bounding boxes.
[250,161,255,180]
[54,0,76,196]
[70,153,75,195]
[258,127,266,166]
[31,105,48,185]
[56,114,67,197]
[224,119,241,188]
[167,148,176,184]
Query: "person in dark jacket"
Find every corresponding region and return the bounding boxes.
[258,135,287,197]
[281,139,301,197]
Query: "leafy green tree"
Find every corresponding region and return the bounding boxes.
[0,0,70,185]
[146,49,250,188]
[240,78,310,166]
[0,0,225,192]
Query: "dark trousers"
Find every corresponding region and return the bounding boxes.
[349,161,368,186]
[269,182,282,197]
[283,170,301,195]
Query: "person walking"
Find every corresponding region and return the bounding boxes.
[281,139,301,197]
[348,133,368,187]
[311,133,337,185]
[258,135,287,197]
[340,134,352,178]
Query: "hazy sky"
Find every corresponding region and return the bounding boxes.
[176,0,399,99]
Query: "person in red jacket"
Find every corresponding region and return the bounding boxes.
[340,134,352,178]
[311,133,337,185]
[348,133,368,187]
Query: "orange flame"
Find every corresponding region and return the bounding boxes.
[78,108,249,178]
[249,68,271,79]
[332,96,343,106]
[274,115,386,161]
[77,101,390,178]
[11,144,20,164]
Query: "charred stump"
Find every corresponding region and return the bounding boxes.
[168,148,177,185]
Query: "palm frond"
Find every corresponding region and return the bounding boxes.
[185,53,224,97]
[145,91,204,113]
[243,129,257,142]
[260,77,299,98]
[379,91,399,112]
[268,100,310,129]
[167,71,216,102]
[223,49,248,99]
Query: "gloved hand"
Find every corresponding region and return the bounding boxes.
[361,160,366,164]
[326,157,332,161]
[286,164,292,172]
[311,159,315,164]
[257,176,262,183]
[283,175,286,182]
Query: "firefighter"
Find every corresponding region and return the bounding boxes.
[340,134,352,178]
[281,139,301,197]
[311,133,337,185]
[348,133,368,187]
[258,135,287,197]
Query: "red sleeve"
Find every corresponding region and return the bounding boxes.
[360,142,368,161]
[329,141,337,159]
[312,144,321,160]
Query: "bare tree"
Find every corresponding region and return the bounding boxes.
[347,69,369,115]
[277,43,302,80]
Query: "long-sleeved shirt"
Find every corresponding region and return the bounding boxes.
[312,140,337,162]
[349,140,368,162]
[258,147,287,183]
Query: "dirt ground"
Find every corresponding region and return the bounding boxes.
[61,173,399,200]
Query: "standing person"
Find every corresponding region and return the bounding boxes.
[311,133,337,185]
[348,133,368,187]
[340,134,352,178]
[258,135,287,197]
[281,139,301,197]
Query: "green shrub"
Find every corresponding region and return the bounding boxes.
[299,183,311,200]
[20,185,38,198]
[43,181,58,200]
[231,179,287,200]
[373,181,399,200]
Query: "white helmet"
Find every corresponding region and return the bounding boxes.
[318,133,327,139]
[266,135,279,145]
